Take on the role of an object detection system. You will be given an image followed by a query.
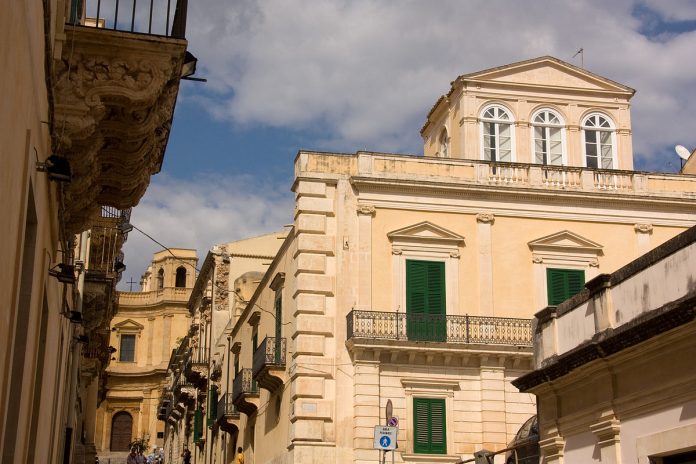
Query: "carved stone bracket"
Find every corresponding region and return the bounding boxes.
[532,256,543,264]
[53,27,186,234]
[589,260,600,268]
[357,204,376,216]
[634,223,653,234]
[476,212,495,224]
[391,248,403,255]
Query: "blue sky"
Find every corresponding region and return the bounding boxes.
[118,0,696,289]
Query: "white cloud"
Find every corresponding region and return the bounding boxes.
[183,0,696,162]
[117,174,293,290]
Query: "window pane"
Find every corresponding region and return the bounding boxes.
[119,335,135,362]
[600,131,611,144]
[601,144,613,168]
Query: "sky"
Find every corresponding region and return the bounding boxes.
[117,0,696,290]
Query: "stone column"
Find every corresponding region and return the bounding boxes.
[590,415,621,464]
[353,360,381,464]
[480,356,507,450]
[634,223,652,256]
[357,205,375,310]
[290,179,336,460]
[162,314,173,363]
[477,213,495,316]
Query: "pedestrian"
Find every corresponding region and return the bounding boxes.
[236,447,244,464]
[182,448,191,464]
[127,448,138,464]
[136,448,146,464]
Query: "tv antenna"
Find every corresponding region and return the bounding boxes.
[573,48,584,68]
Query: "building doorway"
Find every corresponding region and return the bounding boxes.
[110,412,133,451]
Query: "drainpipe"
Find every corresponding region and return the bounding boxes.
[63,230,89,464]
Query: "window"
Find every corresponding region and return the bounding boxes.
[546,268,585,305]
[157,268,164,289]
[175,266,186,288]
[481,105,513,162]
[413,398,446,454]
[406,260,446,341]
[583,114,615,169]
[438,128,449,158]
[532,110,564,165]
[119,334,136,362]
[156,432,164,439]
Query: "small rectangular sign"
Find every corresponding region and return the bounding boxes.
[374,426,398,450]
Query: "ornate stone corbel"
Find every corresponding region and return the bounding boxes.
[532,256,543,264]
[357,204,376,216]
[634,223,653,234]
[392,248,403,255]
[589,260,600,268]
[476,212,495,224]
[449,251,461,259]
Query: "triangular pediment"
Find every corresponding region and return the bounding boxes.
[113,319,145,331]
[528,230,603,253]
[388,222,465,244]
[460,56,634,94]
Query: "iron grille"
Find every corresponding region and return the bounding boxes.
[252,337,286,377]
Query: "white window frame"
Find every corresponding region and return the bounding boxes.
[401,378,459,458]
[581,112,617,169]
[530,108,567,166]
[479,104,516,162]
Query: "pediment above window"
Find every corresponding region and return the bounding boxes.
[387,222,465,246]
[461,56,634,94]
[528,230,603,255]
[113,319,145,332]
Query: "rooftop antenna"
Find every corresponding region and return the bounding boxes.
[573,48,584,68]
[675,144,692,169]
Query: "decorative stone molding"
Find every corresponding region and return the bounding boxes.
[476,212,495,224]
[53,27,187,234]
[532,256,543,264]
[356,204,376,216]
[391,248,403,255]
[449,251,461,259]
[634,223,653,234]
[589,260,600,267]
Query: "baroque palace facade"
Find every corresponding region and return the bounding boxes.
[157,57,696,463]
[1,1,192,463]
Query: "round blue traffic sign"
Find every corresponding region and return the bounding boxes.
[380,436,391,448]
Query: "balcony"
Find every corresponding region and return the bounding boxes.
[54,0,190,234]
[346,310,533,361]
[82,207,131,330]
[185,351,209,386]
[231,369,259,415]
[216,393,240,433]
[252,337,287,393]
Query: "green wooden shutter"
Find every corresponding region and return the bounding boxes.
[193,407,203,443]
[407,260,446,341]
[413,398,447,454]
[207,387,218,427]
[547,269,585,305]
[275,296,282,363]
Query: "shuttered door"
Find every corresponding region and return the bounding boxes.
[110,412,133,451]
[413,398,447,454]
[193,407,203,443]
[406,260,446,341]
[207,387,218,427]
[546,269,585,305]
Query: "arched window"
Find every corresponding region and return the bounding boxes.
[110,411,133,451]
[583,114,615,169]
[175,266,187,288]
[438,128,449,158]
[480,105,513,162]
[532,110,564,165]
[157,268,164,289]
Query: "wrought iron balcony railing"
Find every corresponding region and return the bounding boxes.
[252,337,286,378]
[232,369,258,400]
[69,0,189,38]
[216,393,240,422]
[346,310,532,346]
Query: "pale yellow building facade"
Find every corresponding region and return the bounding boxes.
[95,249,197,459]
[1,1,190,463]
[515,226,696,464]
[207,57,696,464]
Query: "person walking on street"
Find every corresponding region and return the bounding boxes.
[127,448,138,464]
[236,447,244,464]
